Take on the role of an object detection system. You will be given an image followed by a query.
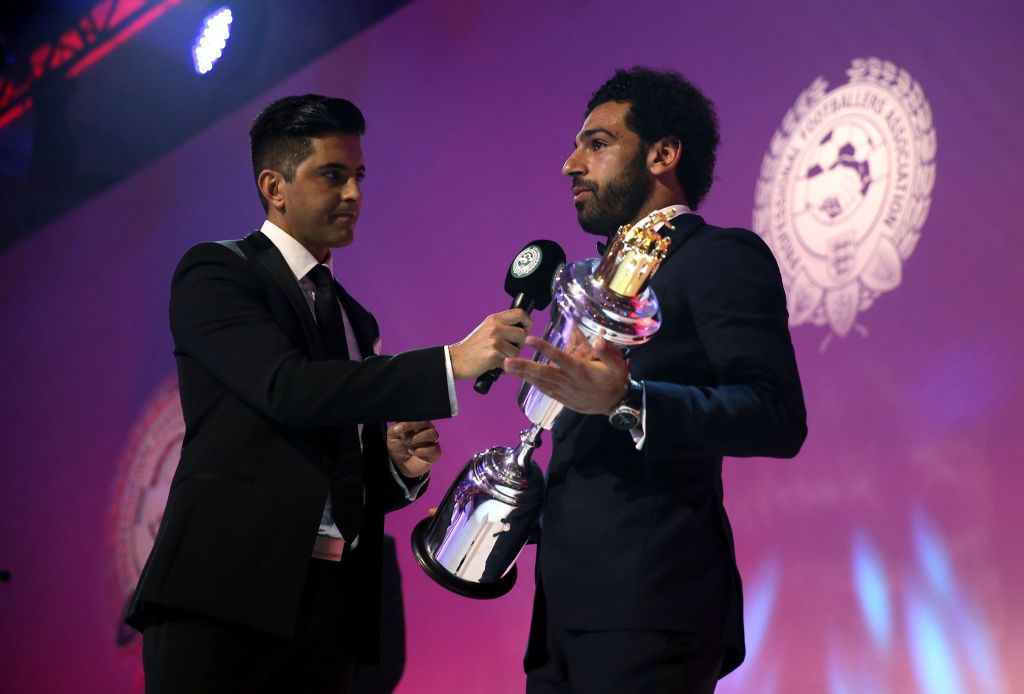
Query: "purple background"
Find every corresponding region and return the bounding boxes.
[2,0,1022,691]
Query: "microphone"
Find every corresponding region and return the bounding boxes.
[474,239,566,394]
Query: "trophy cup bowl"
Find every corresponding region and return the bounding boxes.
[411,425,545,599]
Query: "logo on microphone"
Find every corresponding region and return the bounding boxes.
[753,58,936,348]
[511,245,543,278]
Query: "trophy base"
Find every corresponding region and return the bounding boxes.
[411,517,518,600]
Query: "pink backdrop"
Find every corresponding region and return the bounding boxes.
[1,0,1022,691]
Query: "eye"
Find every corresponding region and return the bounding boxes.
[592,140,607,151]
[323,170,341,181]
[355,171,366,182]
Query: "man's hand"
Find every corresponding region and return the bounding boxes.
[503,327,629,414]
[449,309,533,380]
[387,421,441,479]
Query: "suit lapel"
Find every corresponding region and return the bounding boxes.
[335,281,379,359]
[661,213,705,261]
[243,230,326,360]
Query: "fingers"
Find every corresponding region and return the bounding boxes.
[390,421,439,446]
[392,421,434,436]
[504,329,630,415]
[495,308,534,331]
[503,357,566,391]
[568,326,590,353]
[524,336,578,370]
[408,427,440,448]
[449,309,534,379]
[495,324,530,353]
[389,421,441,471]
[491,309,533,355]
[593,337,626,369]
[410,443,441,466]
[503,358,570,406]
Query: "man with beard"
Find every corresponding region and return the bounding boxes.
[504,68,807,692]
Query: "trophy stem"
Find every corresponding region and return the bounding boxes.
[515,424,543,469]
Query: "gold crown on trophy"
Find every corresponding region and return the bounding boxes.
[594,210,674,297]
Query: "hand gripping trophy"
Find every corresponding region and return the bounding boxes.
[412,208,680,598]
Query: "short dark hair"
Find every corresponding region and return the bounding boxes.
[587,67,719,209]
[249,94,366,212]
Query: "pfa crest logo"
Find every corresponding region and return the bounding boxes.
[511,244,543,278]
[753,58,936,348]
[109,376,183,646]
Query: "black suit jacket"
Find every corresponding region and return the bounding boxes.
[126,230,452,659]
[530,215,807,676]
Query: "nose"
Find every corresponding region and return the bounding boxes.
[562,147,584,178]
[342,178,362,205]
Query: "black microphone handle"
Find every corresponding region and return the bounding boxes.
[473,293,536,394]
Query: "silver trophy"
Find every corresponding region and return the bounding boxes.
[412,209,679,598]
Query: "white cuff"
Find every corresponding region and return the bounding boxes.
[443,344,458,416]
[629,382,647,451]
[389,458,430,501]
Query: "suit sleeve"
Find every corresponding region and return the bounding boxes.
[381,464,430,513]
[170,243,452,427]
[642,230,807,459]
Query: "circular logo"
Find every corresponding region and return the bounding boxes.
[753,58,936,344]
[511,245,543,278]
[109,376,184,645]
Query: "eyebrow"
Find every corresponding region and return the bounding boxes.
[316,163,366,173]
[574,127,616,147]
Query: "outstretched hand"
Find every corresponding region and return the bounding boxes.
[503,327,628,415]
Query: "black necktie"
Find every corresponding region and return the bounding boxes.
[307,265,349,360]
[306,264,363,542]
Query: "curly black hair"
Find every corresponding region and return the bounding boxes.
[249,94,366,212]
[588,67,719,209]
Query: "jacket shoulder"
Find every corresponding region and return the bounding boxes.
[173,239,256,280]
[683,222,774,256]
[672,222,780,277]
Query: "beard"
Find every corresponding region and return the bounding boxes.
[573,149,653,237]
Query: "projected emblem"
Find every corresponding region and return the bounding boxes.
[109,376,183,646]
[753,58,936,345]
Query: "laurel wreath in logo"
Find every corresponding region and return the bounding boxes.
[753,58,936,348]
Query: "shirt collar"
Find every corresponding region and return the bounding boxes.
[597,204,692,254]
[647,204,691,231]
[259,219,331,281]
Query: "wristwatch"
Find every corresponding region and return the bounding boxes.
[608,378,643,430]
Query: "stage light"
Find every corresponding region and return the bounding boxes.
[192,7,233,75]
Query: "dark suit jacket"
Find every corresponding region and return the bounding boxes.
[531,214,807,676]
[126,230,452,660]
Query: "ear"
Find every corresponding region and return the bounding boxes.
[648,136,682,177]
[257,170,287,213]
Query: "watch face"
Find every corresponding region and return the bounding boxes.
[609,407,641,430]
